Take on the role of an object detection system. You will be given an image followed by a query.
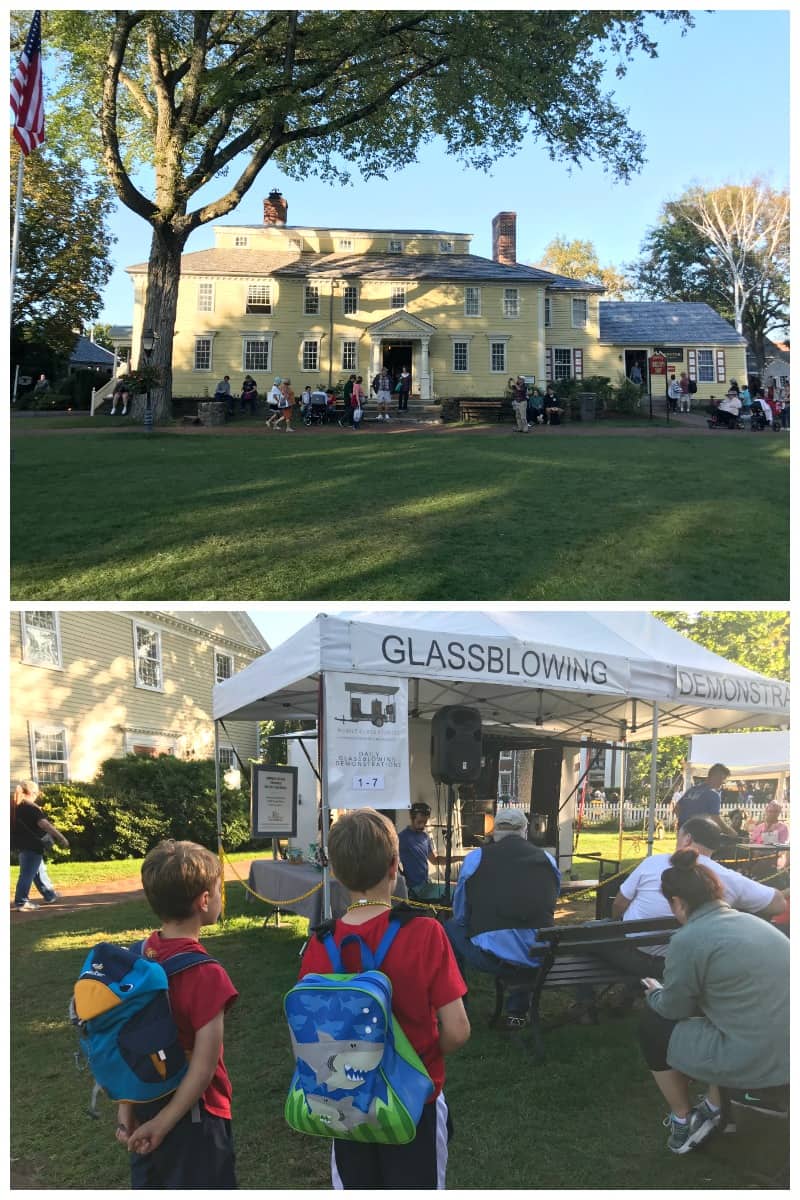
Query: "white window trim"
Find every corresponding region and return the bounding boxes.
[452,338,470,372]
[214,648,234,685]
[388,239,404,253]
[234,235,249,248]
[132,621,164,693]
[342,284,359,315]
[553,347,573,381]
[697,348,715,383]
[123,731,177,757]
[241,332,275,373]
[503,288,520,319]
[488,334,510,373]
[390,284,406,309]
[440,239,453,253]
[197,282,215,313]
[193,333,215,372]
[340,338,358,371]
[20,611,63,670]
[302,337,321,372]
[289,237,303,251]
[29,721,70,784]
[245,282,273,315]
[337,238,354,251]
[304,285,320,315]
[571,297,588,328]
[464,286,481,318]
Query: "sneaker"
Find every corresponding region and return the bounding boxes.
[121,407,128,415]
[686,1099,721,1147]
[15,900,39,912]
[43,893,61,904]
[384,414,390,421]
[109,408,117,416]
[500,1014,528,1032]
[663,1113,693,1154]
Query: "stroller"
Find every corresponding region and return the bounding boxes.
[303,391,330,426]
[749,402,770,432]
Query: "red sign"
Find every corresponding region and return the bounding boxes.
[649,353,667,376]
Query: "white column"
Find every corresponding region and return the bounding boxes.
[370,338,382,378]
[537,289,547,385]
[419,336,431,400]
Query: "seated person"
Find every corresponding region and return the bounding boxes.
[445,807,560,1031]
[716,390,741,427]
[542,386,563,425]
[639,849,789,1155]
[749,800,789,845]
[576,816,785,1014]
[398,802,450,901]
[526,387,545,425]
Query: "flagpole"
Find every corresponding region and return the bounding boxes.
[10,154,24,305]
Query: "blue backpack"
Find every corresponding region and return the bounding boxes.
[284,912,434,1144]
[70,940,217,1115]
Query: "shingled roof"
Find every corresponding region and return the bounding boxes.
[598,302,745,345]
[126,248,601,290]
[69,335,116,367]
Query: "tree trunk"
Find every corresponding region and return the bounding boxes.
[138,223,187,421]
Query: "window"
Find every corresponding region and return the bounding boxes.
[234,235,249,248]
[544,297,551,327]
[218,747,236,770]
[490,341,506,373]
[439,239,453,253]
[572,297,588,327]
[391,284,406,310]
[304,285,320,315]
[388,239,403,253]
[341,340,358,371]
[697,349,715,382]
[289,237,302,251]
[194,337,212,371]
[134,623,163,690]
[337,238,353,251]
[498,771,513,799]
[303,339,319,372]
[503,288,519,318]
[342,285,358,315]
[243,338,271,372]
[31,724,68,783]
[554,348,572,381]
[246,283,272,315]
[464,286,481,317]
[453,341,469,372]
[21,611,61,668]
[215,650,233,684]
[197,282,214,312]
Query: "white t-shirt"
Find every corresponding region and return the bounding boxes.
[618,851,775,954]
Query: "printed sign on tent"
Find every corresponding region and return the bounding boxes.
[323,672,410,811]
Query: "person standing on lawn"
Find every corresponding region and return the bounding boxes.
[275,378,295,432]
[117,840,239,1188]
[11,780,69,910]
[297,808,469,1189]
[374,366,393,421]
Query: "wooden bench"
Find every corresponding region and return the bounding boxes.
[458,399,514,423]
[486,915,679,1060]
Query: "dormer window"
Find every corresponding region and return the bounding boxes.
[234,235,249,248]
[388,239,403,253]
[439,239,453,253]
[337,238,353,251]
[289,237,302,251]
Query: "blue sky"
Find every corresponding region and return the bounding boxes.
[89,8,789,327]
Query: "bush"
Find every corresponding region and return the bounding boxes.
[611,373,644,415]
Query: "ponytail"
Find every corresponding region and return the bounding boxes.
[661,847,724,913]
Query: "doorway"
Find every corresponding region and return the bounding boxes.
[624,349,647,383]
[382,341,413,386]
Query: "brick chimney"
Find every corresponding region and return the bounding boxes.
[263,189,288,226]
[492,211,517,265]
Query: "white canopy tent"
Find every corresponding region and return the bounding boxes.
[214,611,789,916]
[686,731,790,804]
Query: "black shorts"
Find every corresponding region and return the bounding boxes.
[332,1092,452,1190]
[130,1101,237,1190]
[638,1004,678,1072]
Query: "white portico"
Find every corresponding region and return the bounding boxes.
[366,310,438,400]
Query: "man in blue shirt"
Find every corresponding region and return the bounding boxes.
[398,803,447,900]
[673,763,736,836]
[445,807,560,1030]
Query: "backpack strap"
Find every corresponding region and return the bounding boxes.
[319,907,422,973]
[162,951,219,977]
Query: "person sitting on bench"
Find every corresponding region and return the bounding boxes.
[444,807,560,1031]
[639,849,789,1155]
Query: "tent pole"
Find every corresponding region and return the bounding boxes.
[318,675,331,920]
[213,719,225,919]
[647,702,659,857]
[443,783,455,905]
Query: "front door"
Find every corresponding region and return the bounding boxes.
[624,349,647,383]
[382,341,413,387]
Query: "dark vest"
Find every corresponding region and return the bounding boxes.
[466,837,559,937]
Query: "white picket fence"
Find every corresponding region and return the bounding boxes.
[580,801,777,829]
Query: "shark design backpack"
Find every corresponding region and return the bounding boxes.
[284,912,434,1143]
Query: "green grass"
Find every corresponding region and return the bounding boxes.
[11,882,755,1190]
[8,850,256,893]
[10,427,789,599]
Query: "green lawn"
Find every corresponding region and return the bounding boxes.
[10,427,789,599]
[12,882,755,1190]
[8,850,256,893]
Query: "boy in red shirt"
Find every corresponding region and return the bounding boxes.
[116,840,239,1188]
[298,808,469,1189]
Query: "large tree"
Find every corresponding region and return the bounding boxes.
[10,139,115,361]
[629,182,789,373]
[44,9,692,418]
[535,235,629,298]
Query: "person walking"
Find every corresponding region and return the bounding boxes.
[265,377,283,428]
[350,375,366,429]
[275,378,294,431]
[11,780,69,910]
[667,375,681,414]
[374,367,393,421]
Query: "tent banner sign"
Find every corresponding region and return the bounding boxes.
[675,669,790,714]
[324,672,411,811]
[350,627,631,695]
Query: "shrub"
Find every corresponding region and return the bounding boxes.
[611,373,644,414]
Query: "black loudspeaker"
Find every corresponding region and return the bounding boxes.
[430,706,482,784]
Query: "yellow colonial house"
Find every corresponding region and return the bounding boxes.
[10,610,267,785]
[127,190,747,403]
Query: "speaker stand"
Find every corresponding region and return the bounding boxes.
[443,783,456,905]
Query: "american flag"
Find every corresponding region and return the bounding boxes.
[10,10,45,155]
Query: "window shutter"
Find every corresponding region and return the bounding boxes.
[573,348,583,380]
[545,347,553,382]
[687,349,697,381]
[716,350,726,383]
